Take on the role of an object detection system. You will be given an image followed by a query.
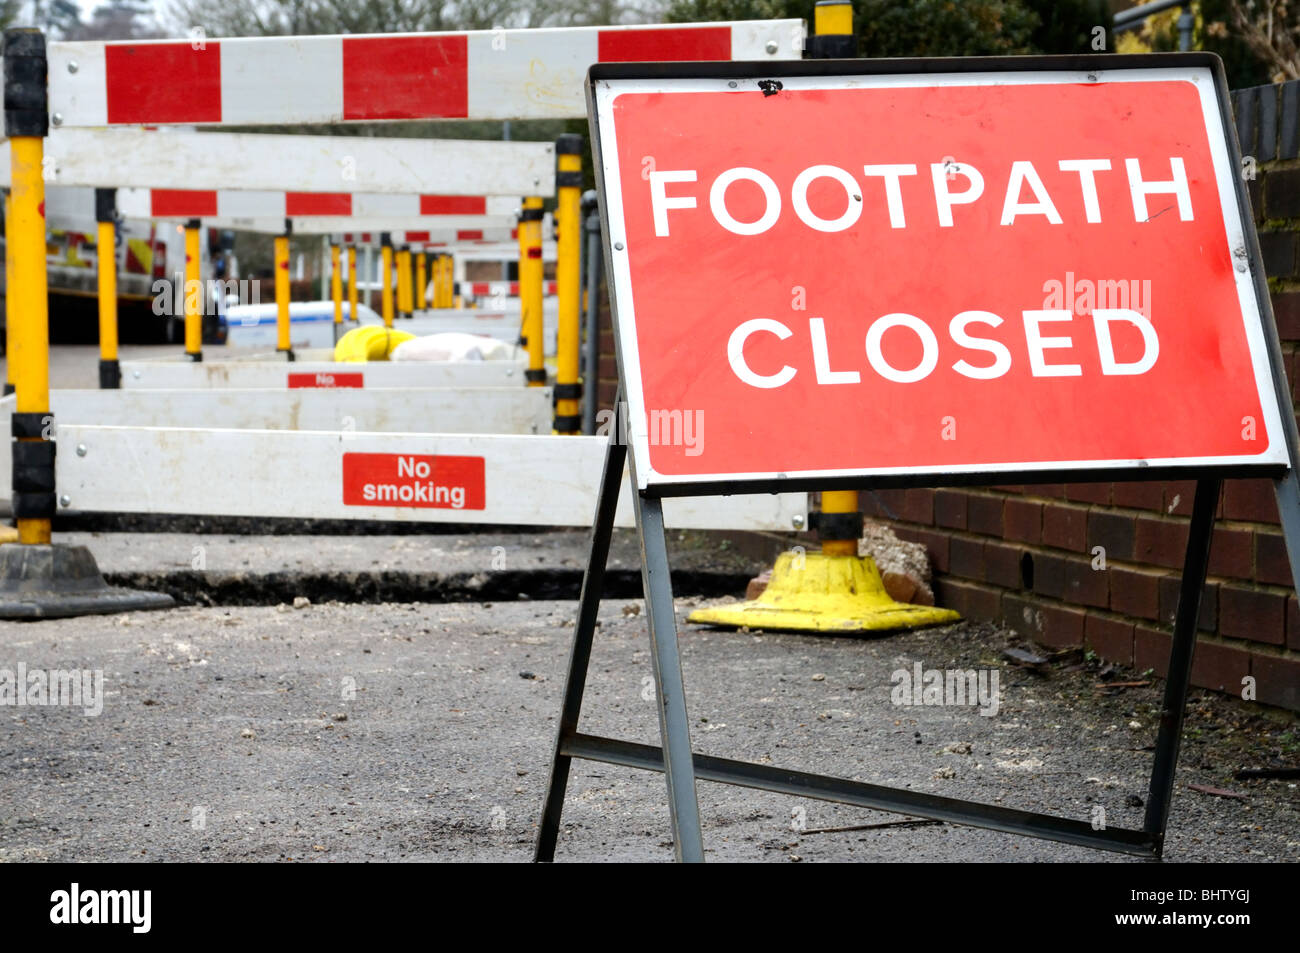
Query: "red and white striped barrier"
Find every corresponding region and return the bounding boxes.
[204,218,523,236]
[41,185,523,235]
[342,227,530,245]
[117,189,519,221]
[13,22,812,535]
[456,280,558,298]
[47,21,803,125]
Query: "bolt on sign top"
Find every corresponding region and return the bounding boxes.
[590,56,1294,492]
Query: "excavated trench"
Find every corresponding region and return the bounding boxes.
[59,513,775,608]
[53,513,560,536]
[101,567,751,607]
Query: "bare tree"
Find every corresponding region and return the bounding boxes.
[68,0,166,40]
[162,0,651,38]
[0,0,21,30]
[1225,0,1300,80]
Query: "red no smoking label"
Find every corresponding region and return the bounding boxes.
[342,453,485,509]
[289,372,364,389]
[594,66,1288,487]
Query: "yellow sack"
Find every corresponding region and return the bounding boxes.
[334,326,415,363]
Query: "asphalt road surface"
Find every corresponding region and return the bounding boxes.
[2,596,1295,862]
[0,345,1294,862]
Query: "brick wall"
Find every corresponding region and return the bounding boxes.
[863,482,1298,711]
[596,296,617,411]
[590,78,1300,712]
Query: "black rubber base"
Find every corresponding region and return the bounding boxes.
[99,359,121,389]
[0,544,174,620]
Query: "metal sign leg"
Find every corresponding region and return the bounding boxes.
[631,491,705,862]
[538,473,1225,858]
[1143,477,1220,855]
[1272,470,1300,595]
[533,421,627,862]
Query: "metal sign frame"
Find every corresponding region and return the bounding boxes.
[535,54,1300,863]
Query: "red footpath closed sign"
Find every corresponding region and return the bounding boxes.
[592,65,1289,488]
[288,372,364,388]
[342,453,485,509]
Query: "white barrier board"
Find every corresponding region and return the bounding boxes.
[49,426,807,530]
[2,128,555,196]
[119,359,526,389]
[0,388,551,436]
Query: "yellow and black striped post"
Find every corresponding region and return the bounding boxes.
[275,220,292,360]
[330,241,343,330]
[183,218,202,362]
[809,0,856,58]
[0,27,174,616]
[3,189,13,397]
[347,244,358,321]
[811,0,859,555]
[685,0,959,634]
[519,197,546,386]
[5,29,53,544]
[396,244,412,319]
[95,188,120,388]
[416,250,427,311]
[436,254,449,308]
[380,232,395,328]
[554,135,583,433]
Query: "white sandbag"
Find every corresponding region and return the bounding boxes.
[390,332,516,363]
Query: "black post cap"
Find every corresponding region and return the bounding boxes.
[556,133,583,155]
[4,28,48,139]
[94,188,117,223]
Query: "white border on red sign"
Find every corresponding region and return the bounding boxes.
[593,68,1291,490]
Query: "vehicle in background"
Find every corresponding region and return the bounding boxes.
[222,300,380,350]
[0,196,234,351]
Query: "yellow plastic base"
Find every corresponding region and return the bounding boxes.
[0,525,19,545]
[687,551,961,634]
